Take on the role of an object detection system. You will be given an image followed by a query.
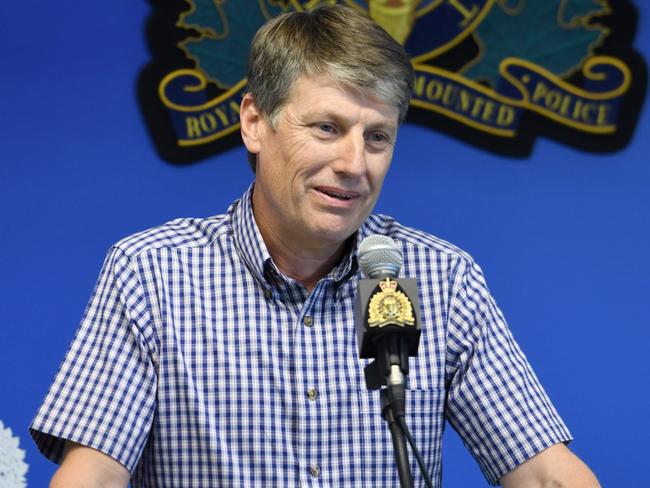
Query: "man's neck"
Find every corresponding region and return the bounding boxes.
[266,241,346,292]
[253,215,348,292]
[260,227,346,292]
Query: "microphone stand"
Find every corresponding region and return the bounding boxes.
[365,334,413,488]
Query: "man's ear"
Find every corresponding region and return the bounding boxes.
[240,93,263,155]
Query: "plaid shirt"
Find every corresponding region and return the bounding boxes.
[31,184,571,487]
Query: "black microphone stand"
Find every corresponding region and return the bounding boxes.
[365,334,413,488]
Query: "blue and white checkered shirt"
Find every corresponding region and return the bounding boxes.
[31,184,571,487]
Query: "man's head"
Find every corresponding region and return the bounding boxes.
[239,5,414,264]
[245,5,414,172]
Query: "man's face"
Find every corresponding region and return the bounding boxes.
[246,75,399,253]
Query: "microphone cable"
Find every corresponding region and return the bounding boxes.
[398,415,434,488]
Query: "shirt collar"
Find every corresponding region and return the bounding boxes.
[231,182,273,285]
[231,182,368,287]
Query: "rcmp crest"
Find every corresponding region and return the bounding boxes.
[367,278,416,328]
[139,0,646,163]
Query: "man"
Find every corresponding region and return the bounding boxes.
[31,5,599,487]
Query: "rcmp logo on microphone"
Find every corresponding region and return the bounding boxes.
[368,278,416,328]
[140,0,646,162]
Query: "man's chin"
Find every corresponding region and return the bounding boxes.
[311,222,359,247]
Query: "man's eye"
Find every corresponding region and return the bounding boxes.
[367,132,389,144]
[317,122,336,133]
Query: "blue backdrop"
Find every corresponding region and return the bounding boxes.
[1,2,648,486]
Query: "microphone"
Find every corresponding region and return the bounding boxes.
[358,234,402,279]
[355,235,421,390]
[355,235,425,488]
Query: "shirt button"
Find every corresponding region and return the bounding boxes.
[303,315,313,327]
[307,388,319,401]
[310,464,321,477]
[264,289,273,299]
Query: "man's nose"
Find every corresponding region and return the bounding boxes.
[331,132,367,177]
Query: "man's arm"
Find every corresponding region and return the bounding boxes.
[500,443,600,488]
[50,441,130,488]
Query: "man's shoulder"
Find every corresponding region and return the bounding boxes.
[112,213,230,258]
[366,213,474,263]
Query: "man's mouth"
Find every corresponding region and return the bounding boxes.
[316,187,360,201]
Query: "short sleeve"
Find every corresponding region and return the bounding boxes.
[444,258,572,485]
[30,246,158,473]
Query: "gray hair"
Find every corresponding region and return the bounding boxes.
[245,4,414,171]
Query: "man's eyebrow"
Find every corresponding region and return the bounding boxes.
[307,110,398,133]
[369,121,398,134]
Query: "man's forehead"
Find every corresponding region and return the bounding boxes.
[286,74,400,126]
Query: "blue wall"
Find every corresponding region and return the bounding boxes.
[1,2,648,486]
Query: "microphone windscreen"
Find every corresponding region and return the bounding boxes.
[358,235,402,278]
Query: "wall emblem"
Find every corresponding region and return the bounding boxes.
[140,0,646,163]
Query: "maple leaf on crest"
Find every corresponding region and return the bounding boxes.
[462,0,609,86]
[178,1,296,88]
[560,0,609,27]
